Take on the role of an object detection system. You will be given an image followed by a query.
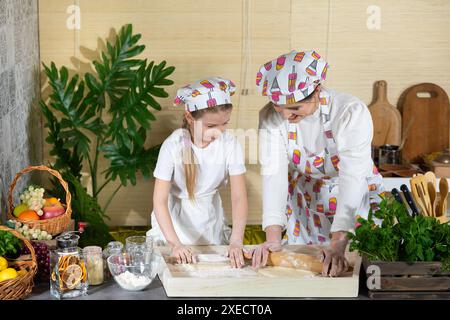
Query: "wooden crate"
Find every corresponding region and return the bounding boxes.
[362,257,450,299]
[157,245,362,298]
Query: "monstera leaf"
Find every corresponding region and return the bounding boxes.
[40,24,175,242]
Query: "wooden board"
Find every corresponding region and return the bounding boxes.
[157,245,361,298]
[399,83,450,164]
[369,80,402,147]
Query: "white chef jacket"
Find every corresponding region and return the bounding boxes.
[259,88,375,233]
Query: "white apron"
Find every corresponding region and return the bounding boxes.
[147,191,231,246]
[285,90,385,245]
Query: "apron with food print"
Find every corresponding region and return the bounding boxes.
[285,90,384,245]
[148,190,232,246]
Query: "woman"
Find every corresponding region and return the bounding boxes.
[252,50,384,276]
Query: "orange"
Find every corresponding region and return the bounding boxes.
[18,210,40,221]
[44,197,60,206]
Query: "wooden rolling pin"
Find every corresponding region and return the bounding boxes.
[244,251,323,274]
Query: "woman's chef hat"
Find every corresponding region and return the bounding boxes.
[174,77,236,112]
[256,50,329,105]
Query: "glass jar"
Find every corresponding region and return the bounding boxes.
[83,246,104,286]
[50,232,88,299]
[102,241,124,280]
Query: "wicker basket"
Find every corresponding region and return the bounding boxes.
[7,165,72,236]
[0,225,37,300]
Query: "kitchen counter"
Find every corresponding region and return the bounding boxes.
[26,274,371,300]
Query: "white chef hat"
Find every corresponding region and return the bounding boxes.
[174,77,236,112]
[256,50,329,104]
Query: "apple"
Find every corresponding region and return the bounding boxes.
[42,205,65,220]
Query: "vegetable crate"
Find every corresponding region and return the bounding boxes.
[363,257,450,299]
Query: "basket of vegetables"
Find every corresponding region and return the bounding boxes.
[7,165,72,236]
[349,195,450,299]
[0,225,37,300]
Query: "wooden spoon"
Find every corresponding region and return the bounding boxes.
[438,178,449,218]
[425,172,437,216]
[410,174,432,216]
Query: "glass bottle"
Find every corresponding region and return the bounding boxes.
[102,241,123,280]
[83,246,104,285]
[50,232,88,299]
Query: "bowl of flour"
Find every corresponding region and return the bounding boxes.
[107,252,159,291]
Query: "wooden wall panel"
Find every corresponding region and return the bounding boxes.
[39,0,450,226]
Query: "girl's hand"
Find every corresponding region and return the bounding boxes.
[171,244,196,264]
[226,242,245,268]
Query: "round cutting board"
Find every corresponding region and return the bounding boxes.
[368,80,402,147]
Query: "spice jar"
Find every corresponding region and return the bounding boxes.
[83,246,104,285]
[50,232,88,299]
[102,241,123,280]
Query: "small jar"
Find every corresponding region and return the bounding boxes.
[83,246,104,285]
[103,241,123,280]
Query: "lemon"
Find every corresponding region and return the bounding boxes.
[0,268,18,282]
[0,257,7,271]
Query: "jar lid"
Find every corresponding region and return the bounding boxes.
[55,232,80,249]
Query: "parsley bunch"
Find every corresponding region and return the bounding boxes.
[0,230,24,258]
[348,196,450,271]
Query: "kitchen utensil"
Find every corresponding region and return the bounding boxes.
[267,252,323,274]
[378,144,401,166]
[400,184,419,216]
[424,172,437,216]
[243,251,323,273]
[391,188,403,204]
[392,187,412,216]
[369,80,402,147]
[438,178,449,217]
[410,175,432,216]
[399,83,450,163]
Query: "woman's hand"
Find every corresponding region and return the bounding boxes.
[171,244,196,264]
[251,241,282,269]
[319,231,349,277]
[227,242,245,268]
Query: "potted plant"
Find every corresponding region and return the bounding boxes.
[39,24,175,247]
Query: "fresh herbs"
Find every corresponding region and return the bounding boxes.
[0,230,23,258]
[348,196,450,270]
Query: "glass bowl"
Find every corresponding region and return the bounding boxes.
[107,252,157,291]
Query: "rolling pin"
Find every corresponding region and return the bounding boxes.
[244,251,323,274]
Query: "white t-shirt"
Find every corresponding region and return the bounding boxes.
[153,128,246,198]
[259,88,375,232]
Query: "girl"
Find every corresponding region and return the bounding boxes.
[147,77,248,268]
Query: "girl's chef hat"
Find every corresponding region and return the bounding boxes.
[174,77,236,112]
[256,50,329,105]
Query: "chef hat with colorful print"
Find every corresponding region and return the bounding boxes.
[173,77,236,112]
[256,50,329,105]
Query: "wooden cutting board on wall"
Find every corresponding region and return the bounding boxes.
[368,80,402,147]
[399,83,450,164]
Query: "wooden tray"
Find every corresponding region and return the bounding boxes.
[362,257,450,300]
[157,245,361,298]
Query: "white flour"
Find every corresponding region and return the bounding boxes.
[173,263,259,278]
[114,271,152,290]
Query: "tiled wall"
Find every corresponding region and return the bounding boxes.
[0,0,42,222]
